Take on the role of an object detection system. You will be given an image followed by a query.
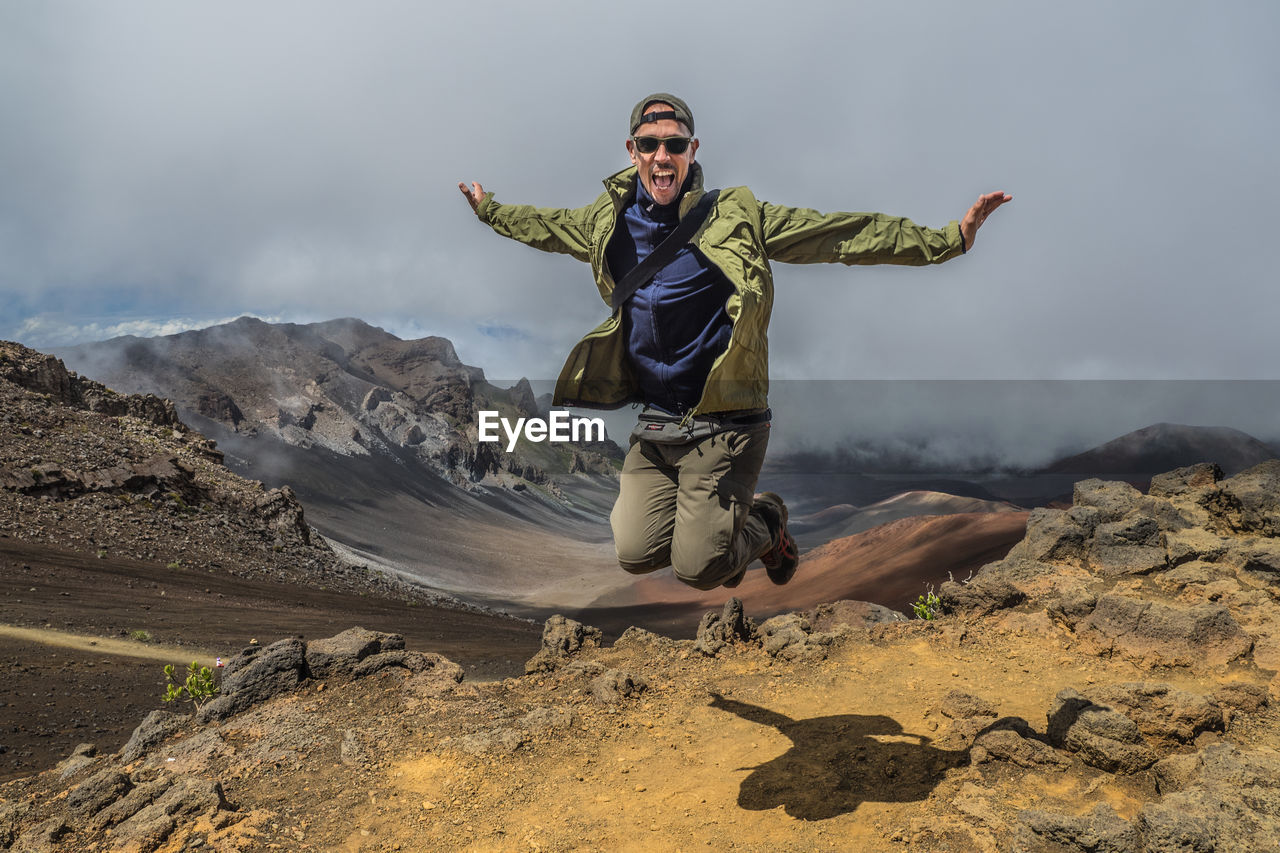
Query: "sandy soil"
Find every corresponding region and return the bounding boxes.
[17,609,1269,852]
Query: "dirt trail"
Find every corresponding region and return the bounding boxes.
[0,624,219,665]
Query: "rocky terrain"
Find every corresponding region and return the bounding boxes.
[0,340,544,780]
[3,456,1280,851]
[0,339,435,599]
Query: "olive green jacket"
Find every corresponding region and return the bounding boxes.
[475,163,964,414]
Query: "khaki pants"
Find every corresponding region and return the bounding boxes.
[611,423,774,590]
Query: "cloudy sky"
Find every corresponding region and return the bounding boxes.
[2,1,1277,397]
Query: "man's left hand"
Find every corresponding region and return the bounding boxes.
[960,191,1012,252]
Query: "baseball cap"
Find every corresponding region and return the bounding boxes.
[629,93,695,136]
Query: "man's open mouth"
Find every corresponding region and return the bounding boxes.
[652,170,676,191]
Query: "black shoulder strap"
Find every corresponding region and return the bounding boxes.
[609,189,720,310]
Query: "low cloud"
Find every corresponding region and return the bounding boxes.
[7,313,283,349]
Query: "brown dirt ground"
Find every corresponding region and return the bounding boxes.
[5,538,1279,851]
[40,610,1271,853]
[0,539,542,782]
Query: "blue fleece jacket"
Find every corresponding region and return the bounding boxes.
[605,177,734,415]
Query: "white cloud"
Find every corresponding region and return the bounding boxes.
[1,1,1277,380]
[7,313,283,349]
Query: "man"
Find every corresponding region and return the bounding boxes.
[460,93,1010,592]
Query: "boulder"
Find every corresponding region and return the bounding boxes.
[590,669,648,704]
[1138,743,1280,853]
[199,637,308,722]
[518,706,577,735]
[1087,683,1223,746]
[254,485,311,544]
[111,776,229,852]
[1200,460,1280,537]
[88,779,170,831]
[940,689,1000,720]
[1044,589,1098,628]
[54,743,100,780]
[694,597,757,656]
[1072,479,1143,523]
[306,627,406,679]
[1148,463,1223,498]
[1046,689,1157,774]
[1232,539,1280,574]
[402,655,467,700]
[10,817,71,852]
[611,626,679,650]
[455,728,526,756]
[1076,595,1253,667]
[120,709,192,763]
[1086,518,1167,576]
[938,576,1025,616]
[525,615,603,674]
[756,613,835,662]
[805,599,907,633]
[1014,803,1138,853]
[973,727,1071,770]
[1212,682,1269,714]
[936,690,1001,740]
[65,768,132,818]
[0,801,31,848]
[1006,508,1089,565]
[354,650,457,679]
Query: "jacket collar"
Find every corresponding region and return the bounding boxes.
[603,162,705,219]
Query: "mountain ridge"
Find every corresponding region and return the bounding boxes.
[1042,421,1277,476]
[60,316,623,493]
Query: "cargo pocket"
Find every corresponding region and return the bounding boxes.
[713,471,757,551]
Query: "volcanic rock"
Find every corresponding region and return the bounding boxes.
[525,615,603,674]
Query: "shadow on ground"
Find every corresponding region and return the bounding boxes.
[710,694,968,821]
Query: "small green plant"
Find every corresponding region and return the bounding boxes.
[96,548,107,559]
[166,559,182,570]
[911,586,942,621]
[162,661,219,711]
[129,629,152,642]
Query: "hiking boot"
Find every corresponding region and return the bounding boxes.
[755,492,799,585]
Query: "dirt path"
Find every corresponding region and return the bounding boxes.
[0,625,219,665]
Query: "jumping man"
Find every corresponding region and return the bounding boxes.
[460,93,1010,592]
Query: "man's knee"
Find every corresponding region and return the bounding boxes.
[671,546,737,590]
[614,512,670,573]
[612,515,672,575]
[610,484,675,576]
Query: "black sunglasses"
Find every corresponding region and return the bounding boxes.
[631,135,693,155]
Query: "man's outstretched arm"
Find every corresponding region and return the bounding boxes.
[761,189,1012,266]
[456,178,594,262]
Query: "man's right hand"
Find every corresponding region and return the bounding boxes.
[458,181,485,213]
